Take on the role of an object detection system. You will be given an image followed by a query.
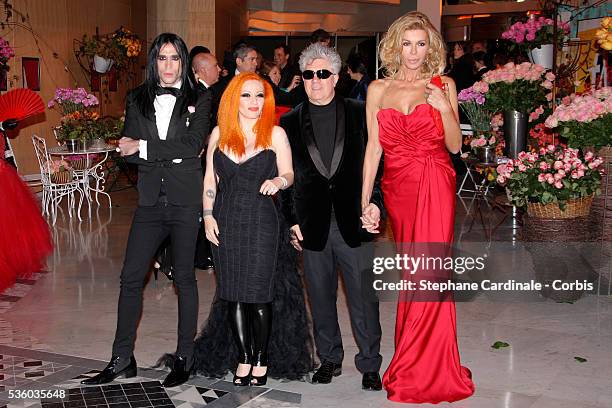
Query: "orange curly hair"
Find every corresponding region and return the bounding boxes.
[217,73,276,157]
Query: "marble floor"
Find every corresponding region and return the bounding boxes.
[2,185,612,408]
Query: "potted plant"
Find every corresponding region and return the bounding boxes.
[79,27,142,74]
[544,87,612,152]
[545,87,612,241]
[45,159,74,184]
[501,15,570,69]
[477,62,555,158]
[0,36,15,72]
[595,17,611,51]
[48,88,100,150]
[458,85,505,163]
[496,145,603,218]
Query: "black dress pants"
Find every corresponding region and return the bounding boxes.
[112,202,201,361]
[302,219,382,373]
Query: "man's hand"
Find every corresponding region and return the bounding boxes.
[360,203,381,234]
[289,224,303,251]
[118,137,140,156]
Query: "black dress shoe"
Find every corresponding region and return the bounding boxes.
[162,356,191,388]
[195,257,214,270]
[311,360,342,384]
[81,356,136,385]
[362,372,382,391]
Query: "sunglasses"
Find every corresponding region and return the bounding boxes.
[302,69,334,80]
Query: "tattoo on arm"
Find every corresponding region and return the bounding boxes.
[205,189,215,199]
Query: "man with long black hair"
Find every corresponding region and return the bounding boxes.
[82,33,211,388]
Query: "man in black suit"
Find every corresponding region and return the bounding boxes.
[82,33,211,388]
[280,43,383,391]
[274,43,299,90]
[191,50,221,270]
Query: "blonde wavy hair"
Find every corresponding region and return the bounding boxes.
[379,11,446,79]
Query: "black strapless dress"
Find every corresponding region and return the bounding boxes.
[212,148,279,303]
[188,149,314,380]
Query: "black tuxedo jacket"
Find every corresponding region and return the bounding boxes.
[280,96,383,251]
[122,85,211,206]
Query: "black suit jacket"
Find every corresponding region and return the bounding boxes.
[122,85,212,206]
[280,96,383,251]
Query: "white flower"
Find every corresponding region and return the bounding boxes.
[188,106,196,114]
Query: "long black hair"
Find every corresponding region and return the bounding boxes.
[135,33,198,117]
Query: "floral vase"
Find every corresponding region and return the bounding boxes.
[65,139,79,153]
[528,44,554,70]
[475,146,496,164]
[93,55,114,73]
[503,110,527,159]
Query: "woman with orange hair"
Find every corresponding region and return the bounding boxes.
[197,72,303,386]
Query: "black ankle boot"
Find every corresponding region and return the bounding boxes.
[162,356,191,388]
[81,356,136,385]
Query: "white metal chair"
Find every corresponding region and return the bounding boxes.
[32,135,83,225]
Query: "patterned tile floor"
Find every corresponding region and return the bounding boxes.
[0,346,300,408]
[0,269,300,408]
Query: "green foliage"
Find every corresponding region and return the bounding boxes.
[561,113,612,150]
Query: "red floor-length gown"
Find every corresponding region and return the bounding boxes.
[377,76,475,404]
[0,135,52,292]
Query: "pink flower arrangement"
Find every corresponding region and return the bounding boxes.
[0,36,15,69]
[477,62,554,114]
[529,105,546,122]
[44,159,73,174]
[502,16,570,49]
[496,145,603,209]
[544,87,612,149]
[48,88,99,115]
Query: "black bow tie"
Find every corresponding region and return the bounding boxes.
[155,86,181,97]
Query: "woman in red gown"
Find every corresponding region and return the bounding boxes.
[361,12,474,404]
[0,121,52,292]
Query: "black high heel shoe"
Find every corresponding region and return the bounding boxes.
[250,352,268,386]
[233,364,252,386]
[250,365,267,386]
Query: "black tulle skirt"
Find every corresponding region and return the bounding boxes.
[192,220,314,380]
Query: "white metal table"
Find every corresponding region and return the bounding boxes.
[48,144,115,210]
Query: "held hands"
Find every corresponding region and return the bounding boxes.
[204,215,220,246]
[118,137,140,156]
[259,178,282,195]
[289,224,303,251]
[361,203,381,234]
[425,82,452,115]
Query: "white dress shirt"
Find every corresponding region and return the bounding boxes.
[139,81,182,162]
[198,79,210,89]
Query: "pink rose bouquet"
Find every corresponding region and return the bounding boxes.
[544,87,612,149]
[477,62,554,114]
[502,16,570,50]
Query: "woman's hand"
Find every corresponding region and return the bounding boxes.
[360,203,381,234]
[260,178,281,195]
[287,75,301,91]
[204,215,220,246]
[425,82,452,115]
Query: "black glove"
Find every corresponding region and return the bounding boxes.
[2,119,18,130]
